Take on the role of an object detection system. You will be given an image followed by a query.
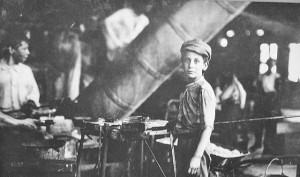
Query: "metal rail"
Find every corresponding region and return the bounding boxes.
[214,115,300,125]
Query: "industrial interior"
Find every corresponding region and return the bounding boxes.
[1,0,300,177]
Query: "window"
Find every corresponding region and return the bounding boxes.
[288,43,300,82]
[259,43,278,74]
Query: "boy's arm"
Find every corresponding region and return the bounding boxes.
[220,83,234,101]
[188,88,216,175]
[0,111,19,126]
[0,111,37,129]
[188,126,213,174]
[25,68,40,107]
[233,76,247,109]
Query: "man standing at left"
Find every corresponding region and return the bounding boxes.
[0,33,40,176]
[0,34,40,116]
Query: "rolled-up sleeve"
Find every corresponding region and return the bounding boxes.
[25,67,40,107]
[201,87,216,130]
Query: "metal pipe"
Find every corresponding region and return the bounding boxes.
[77,0,250,120]
[214,115,300,125]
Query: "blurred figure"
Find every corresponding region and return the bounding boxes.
[220,74,247,111]
[250,59,281,154]
[53,7,149,101]
[218,73,247,149]
[214,76,222,113]
[0,33,39,177]
[101,7,149,61]
[53,31,82,100]
[0,33,40,120]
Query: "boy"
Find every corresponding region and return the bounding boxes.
[175,39,216,177]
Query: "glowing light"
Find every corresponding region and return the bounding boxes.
[43,30,49,36]
[260,43,270,63]
[245,30,251,36]
[1,9,7,18]
[259,63,268,74]
[226,30,235,38]
[91,16,99,21]
[271,65,277,73]
[288,43,300,82]
[256,29,264,36]
[220,38,228,47]
[79,24,86,32]
[270,43,278,60]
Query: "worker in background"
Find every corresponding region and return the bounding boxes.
[250,59,281,154]
[0,33,40,121]
[218,73,247,149]
[0,33,39,177]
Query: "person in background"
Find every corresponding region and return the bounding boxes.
[220,74,247,111]
[0,33,39,177]
[175,39,215,177]
[214,76,223,113]
[219,73,247,148]
[53,31,82,100]
[250,59,281,154]
[0,33,40,120]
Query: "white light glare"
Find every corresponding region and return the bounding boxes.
[245,30,251,36]
[226,30,235,38]
[288,43,300,82]
[259,63,268,74]
[80,24,86,33]
[43,31,49,36]
[271,65,277,74]
[256,29,264,36]
[260,43,269,63]
[220,38,228,47]
[270,43,278,60]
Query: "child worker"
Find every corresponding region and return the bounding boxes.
[175,39,216,177]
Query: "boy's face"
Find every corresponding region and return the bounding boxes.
[181,50,208,80]
[12,41,30,63]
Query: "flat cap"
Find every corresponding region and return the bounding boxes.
[180,39,211,61]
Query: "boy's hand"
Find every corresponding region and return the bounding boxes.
[18,118,38,130]
[188,156,201,175]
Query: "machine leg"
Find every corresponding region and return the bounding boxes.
[76,131,85,177]
[140,140,144,177]
[144,140,167,177]
[121,141,138,177]
[102,125,108,177]
[97,126,102,176]
[170,132,177,177]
